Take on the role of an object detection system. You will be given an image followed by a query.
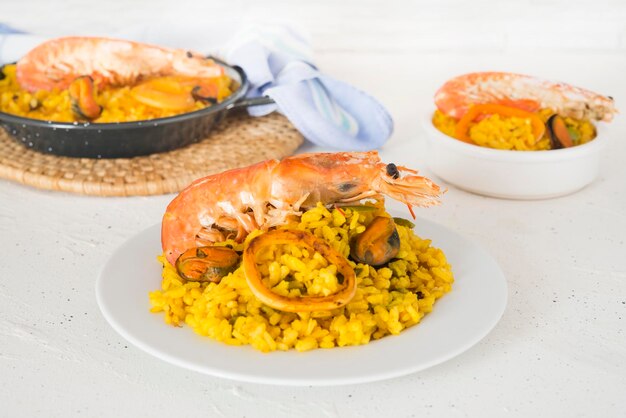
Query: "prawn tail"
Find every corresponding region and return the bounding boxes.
[162,211,202,265]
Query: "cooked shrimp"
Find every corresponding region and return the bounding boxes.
[435,72,617,122]
[161,151,442,265]
[16,36,224,92]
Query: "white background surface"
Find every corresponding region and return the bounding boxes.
[1,1,626,417]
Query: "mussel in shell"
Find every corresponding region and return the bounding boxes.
[350,216,400,266]
[175,246,240,283]
[547,114,574,149]
[68,76,102,120]
[191,85,218,104]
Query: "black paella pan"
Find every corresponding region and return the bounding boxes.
[0,60,275,158]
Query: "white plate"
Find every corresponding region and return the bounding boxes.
[96,218,507,386]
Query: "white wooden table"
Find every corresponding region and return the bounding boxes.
[1,1,626,416]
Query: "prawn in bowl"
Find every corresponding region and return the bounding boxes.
[423,72,618,199]
[431,72,616,151]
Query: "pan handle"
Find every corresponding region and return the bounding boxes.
[227,96,275,110]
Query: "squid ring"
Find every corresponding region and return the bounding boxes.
[243,229,356,313]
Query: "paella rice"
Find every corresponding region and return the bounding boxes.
[149,203,454,352]
[432,108,596,151]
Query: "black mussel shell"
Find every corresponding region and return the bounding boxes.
[547,114,574,149]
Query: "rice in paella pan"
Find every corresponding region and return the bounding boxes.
[0,37,234,123]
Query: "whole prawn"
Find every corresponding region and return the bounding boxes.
[162,151,442,265]
[16,36,224,92]
[435,72,617,122]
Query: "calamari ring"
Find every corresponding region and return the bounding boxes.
[243,229,356,313]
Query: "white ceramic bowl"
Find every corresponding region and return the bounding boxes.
[422,110,608,199]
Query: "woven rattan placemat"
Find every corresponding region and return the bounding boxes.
[0,112,303,196]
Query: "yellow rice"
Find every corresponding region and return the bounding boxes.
[149,203,454,352]
[432,108,596,151]
[0,64,233,123]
